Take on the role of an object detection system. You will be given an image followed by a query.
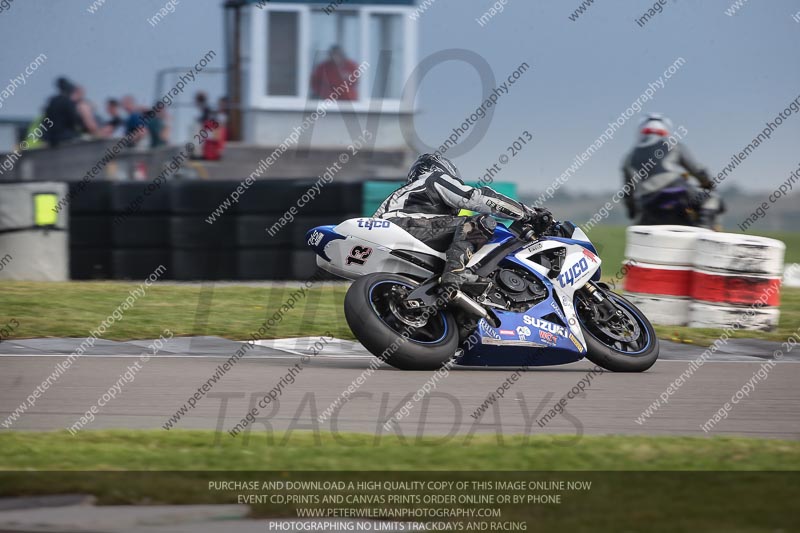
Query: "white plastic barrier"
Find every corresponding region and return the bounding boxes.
[687,301,780,331]
[688,233,784,331]
[622,226,787,330]
[784,264,800,288]
[624,225,711,265]
[694,233,785,276]
[624,293,689,326]
[623,225,710,326]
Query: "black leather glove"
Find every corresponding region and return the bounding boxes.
[524,206,553,235]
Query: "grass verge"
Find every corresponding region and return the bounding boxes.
[1,431,798,531]
[1,281,797,346]
[1,430,799,471]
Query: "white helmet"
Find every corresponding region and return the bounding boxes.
[639,113,672,135]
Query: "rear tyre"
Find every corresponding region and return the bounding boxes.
[344,273,459,370]
[576,290,659,372]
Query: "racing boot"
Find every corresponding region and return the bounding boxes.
[439,215,494,300]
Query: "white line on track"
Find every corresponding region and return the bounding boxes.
[0,353,373,360]
[0,354,796,363]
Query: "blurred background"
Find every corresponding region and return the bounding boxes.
[0,0,798,282]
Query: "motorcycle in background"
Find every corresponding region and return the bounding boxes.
[638,174,724,229]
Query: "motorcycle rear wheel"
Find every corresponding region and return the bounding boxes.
[344,273,459,371]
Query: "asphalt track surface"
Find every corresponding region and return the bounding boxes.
[1,336,798,439]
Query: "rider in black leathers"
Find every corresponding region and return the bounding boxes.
[374,154,552,292]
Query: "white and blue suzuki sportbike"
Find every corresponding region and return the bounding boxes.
[306,218,658,372]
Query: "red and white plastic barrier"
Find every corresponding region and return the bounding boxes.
[623,226,711,326]
[621,226,785,330]
[687,301,781,331]
[624,225,712,266]
[688,234,784,330]
[623,262,693,297]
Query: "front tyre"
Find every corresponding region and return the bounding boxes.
[575,289,659,372]
[344,273,459,371]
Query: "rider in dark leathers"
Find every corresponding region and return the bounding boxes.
[374,154,552,291]
[622,114,722,228]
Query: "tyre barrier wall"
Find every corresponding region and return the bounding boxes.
[0,182,69,281]
[623,225,711,326]
[68,180,362,280]
[688,233,785,330]
[622,225,786,330]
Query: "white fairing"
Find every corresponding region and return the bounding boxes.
[317,218,445,280]
[503,231,602,350]
[317,219,600,352]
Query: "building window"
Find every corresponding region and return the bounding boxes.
[267,11,299,96]
[255,4,414,110]
[369,13,404,100]
[309,9,361,101]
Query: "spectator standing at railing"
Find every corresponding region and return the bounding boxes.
[42,77,82,147]
[102,98,125,137]
[146,103,170,148]
[73,85,102,138]
[122,95,146,146]
[194,91,214,124]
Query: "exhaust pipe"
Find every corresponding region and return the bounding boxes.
[448,290,488,319]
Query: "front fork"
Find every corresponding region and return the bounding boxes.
[581,282,621,324]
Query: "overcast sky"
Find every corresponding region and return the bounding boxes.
[1,0,798,193]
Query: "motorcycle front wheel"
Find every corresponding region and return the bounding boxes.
[575,288,659,372]
[344,273,459,371]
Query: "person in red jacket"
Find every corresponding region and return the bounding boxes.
[310,45,359,100]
